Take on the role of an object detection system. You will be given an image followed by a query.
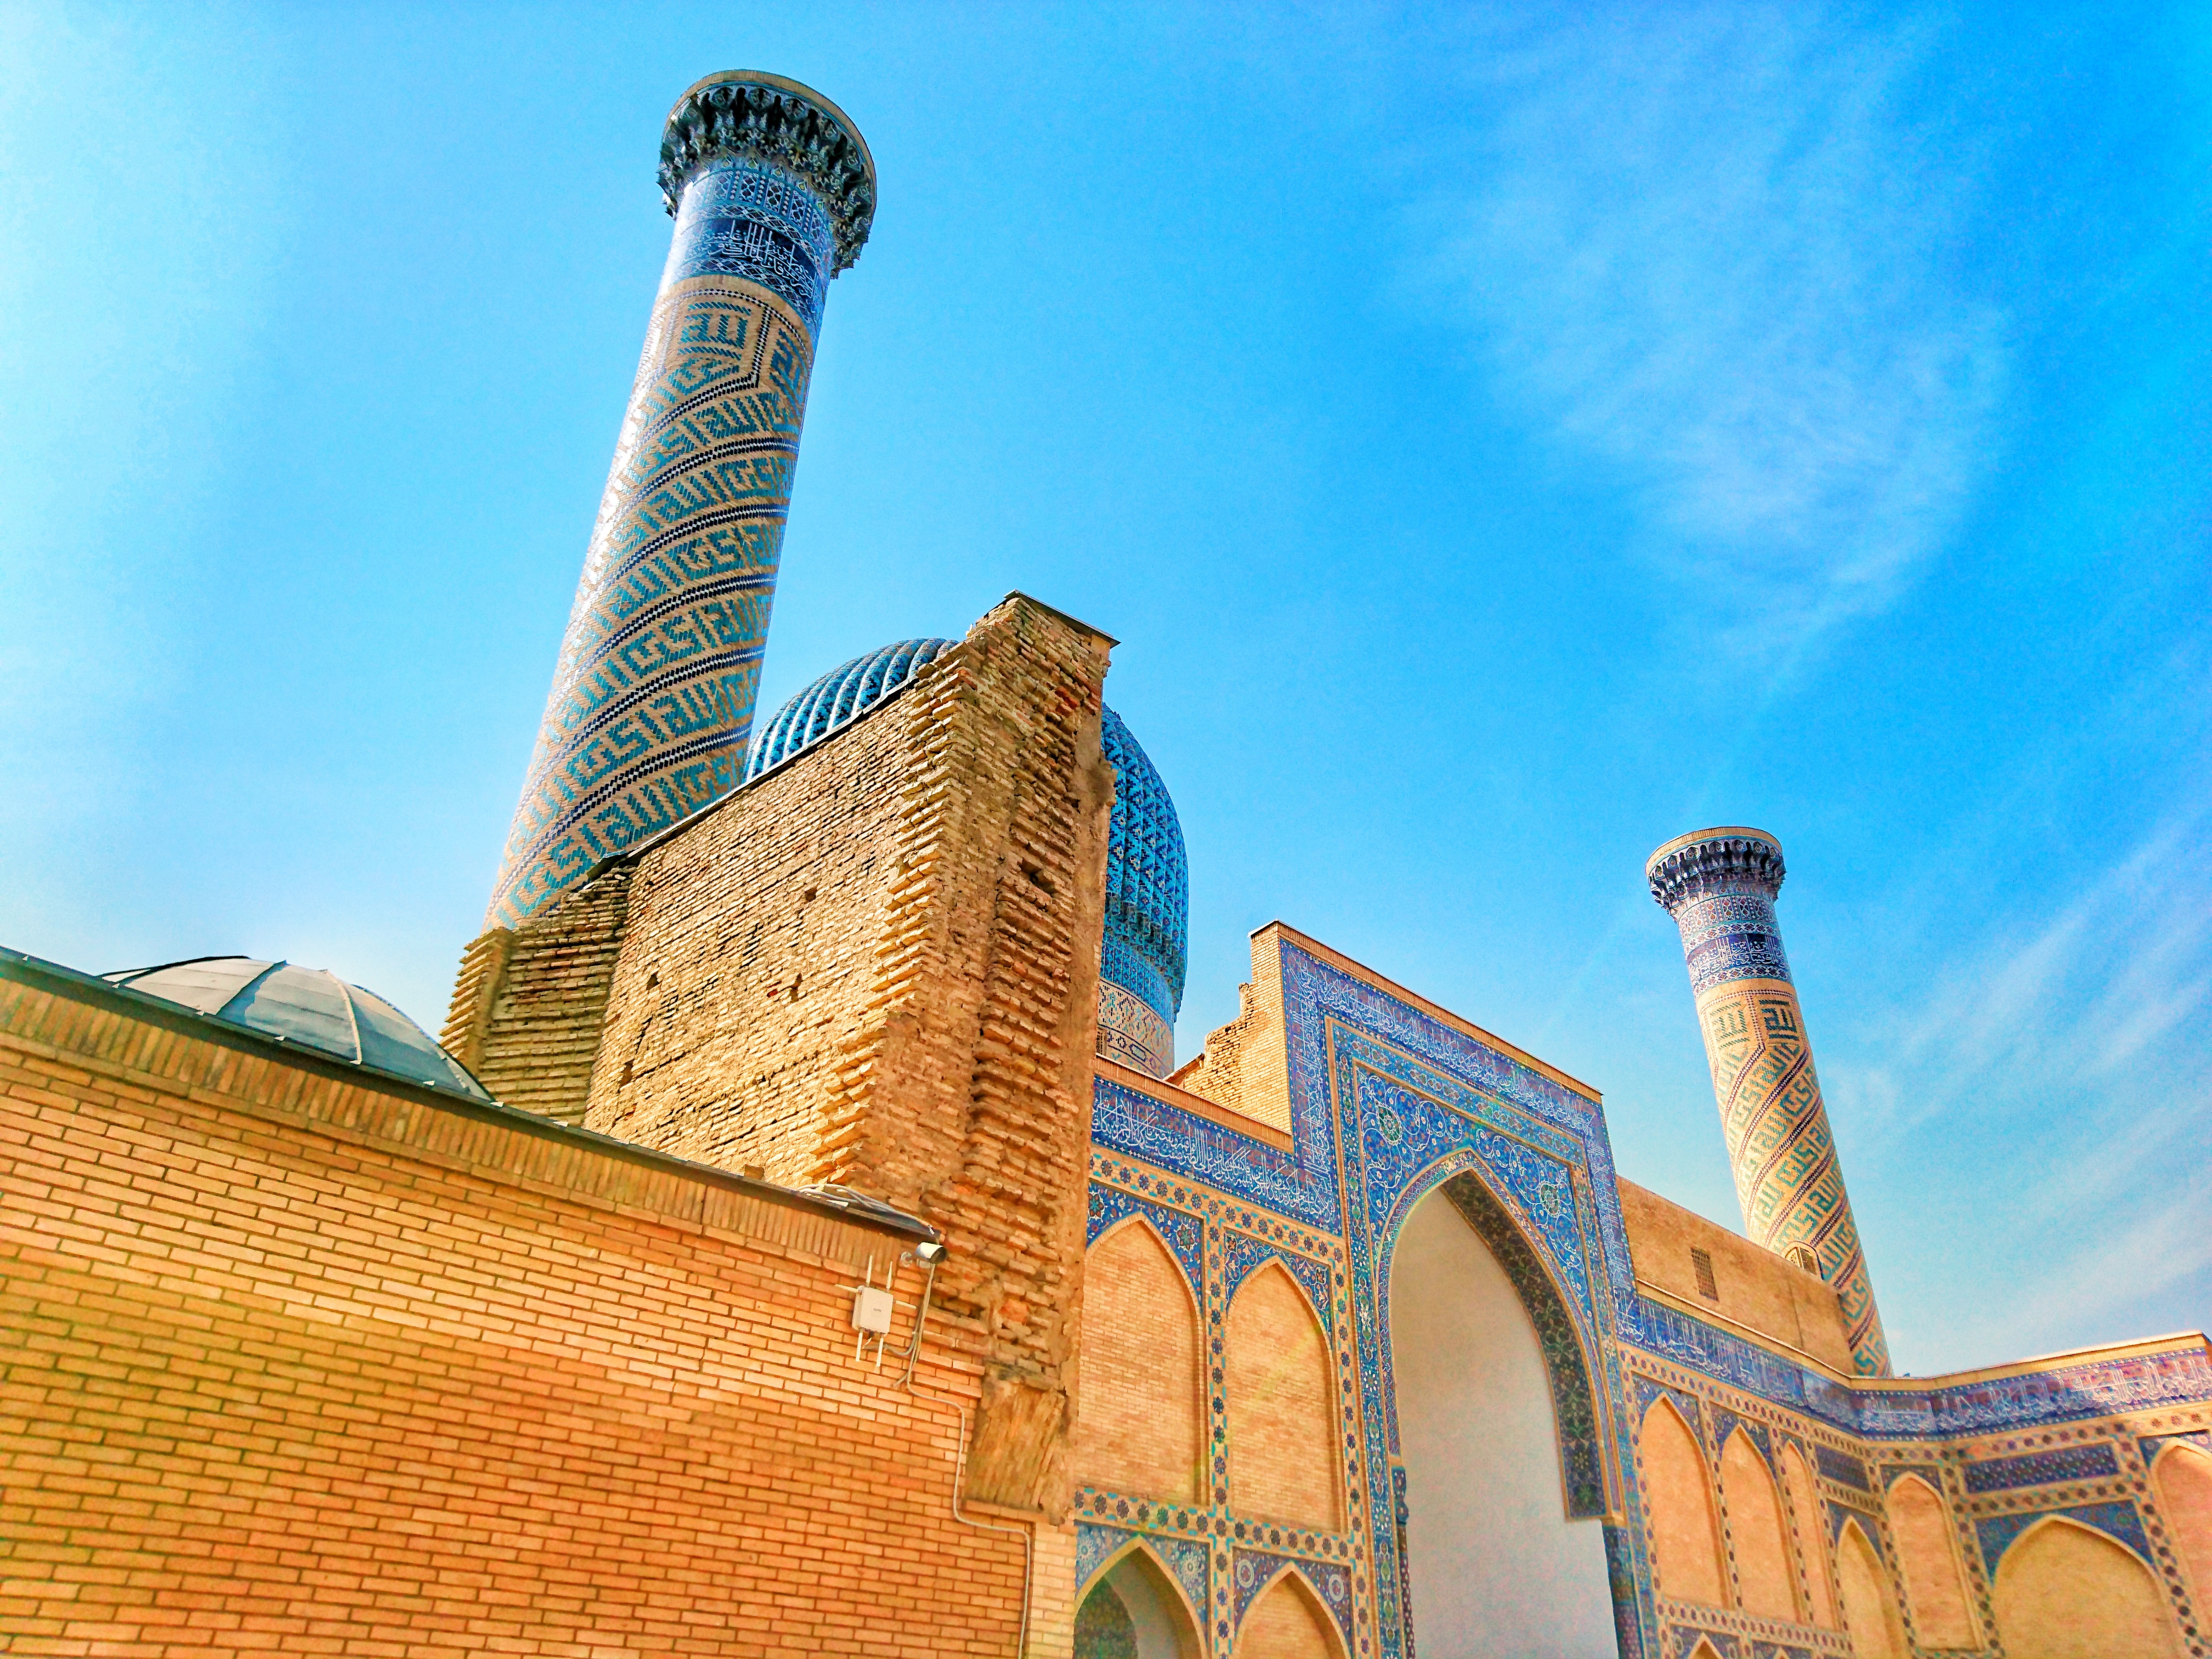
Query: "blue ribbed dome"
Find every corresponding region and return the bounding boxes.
[1099,707,1187,1024]
[745,638,955,780]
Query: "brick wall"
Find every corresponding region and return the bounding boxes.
[1616,1176,1851,1373]
[1071,1220,1201,1503]
[1171,926,1290,1133]
[0,965,1028,1657]
[1225,1263,1340,1534]
[443,860,634,1125]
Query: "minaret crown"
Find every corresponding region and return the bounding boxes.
[658,72,877,271]
[1646,826,1786,913]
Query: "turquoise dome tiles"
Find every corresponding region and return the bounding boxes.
[1097,706,1188,1078]
[745,638,955,779]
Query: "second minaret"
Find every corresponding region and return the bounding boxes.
[488,73,875,928]
[1648,827,1891,1377]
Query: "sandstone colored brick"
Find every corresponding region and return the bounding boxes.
[1237,1571,1342,1659]
[0,969,1024,1657]
[1717,1425,1796,1621]
[1071,1220,1201,1503]
[1637,1396,1726,1608]
[1225,1262,1339,1535]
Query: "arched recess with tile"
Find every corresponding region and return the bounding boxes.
[1075,1217,1203,1504]
[1075,1542,1203,1659]
[1385,1176,1615,1655]
[2153,1442,2212,1608]
[1719,1427,1797,1621]
[1238,1567,1346,1659]
[1639,1397,1727,1608]
[1835,1518,1907,1659]
[1991,1516,2183,1659]
[1780,1443,1840,1628]
[1885,1473,1976,1648]
[1226,1261,1340,1533]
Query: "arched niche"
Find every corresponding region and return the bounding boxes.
[1885,1472,1976,1647]
[1719,1427,1796,1621]
[1387,1179,1615,1656]
[1779,1442,1839,1629]
[1074,1543,1202,1659]
[2153,1442,2212,1607]
[1239,1566,1346,1659]
[1991,1516,2184,1659]
[1075,1217,1203,1503]
[1639,1397,1726,1608]
[1226,1259,1342,1534]
[1835,1518,1907,1659]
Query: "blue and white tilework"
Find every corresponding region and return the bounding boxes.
[1082,930,2212,1657]
[488,134,853,928]
[1975,1500,2153,1573]
[666,157,836,333]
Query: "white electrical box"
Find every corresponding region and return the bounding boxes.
[851,1285,894,1336]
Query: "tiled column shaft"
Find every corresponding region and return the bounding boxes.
[1647,828,1892,1377]
[487,73,874,928]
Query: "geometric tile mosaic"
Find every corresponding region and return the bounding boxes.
[1962,1440,2121,1493]
[1974,1499,2151,1571]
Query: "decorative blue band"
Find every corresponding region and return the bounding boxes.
[666,157,834,335]
[490,173,836,926]
[1962,1441,2121,1493]
[1670,890,1793,991]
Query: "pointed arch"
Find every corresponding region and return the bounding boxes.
[1885,1473,1976,1647]
[1074,1542,1201,1659]
[1381,1164,1609,1517]
[1239,1567,1347,1659]
[1077,1217,1203,1503]
[1227,1259,1341,1532]
[1835,1518,1907,1659]
[1685,1643,1726,1659]
[1780,1442,1840,1629]
[1639,1397,1726,1607]
[1991,1516,2183,1659]
[2153,1442,2212,1606]
[1720,1427,1796,1620]
[1389,1184,1615,1652]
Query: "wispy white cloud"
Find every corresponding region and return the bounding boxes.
[1411,6,2008,662]
[1819,790,2212,1363]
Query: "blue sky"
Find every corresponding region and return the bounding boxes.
[3,3,2205,1375]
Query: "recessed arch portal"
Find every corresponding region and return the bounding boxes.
[1835,1518,1907,1659]
[1076,1217,1203,1504]
[1238,1566,1346,1659]
[1387,1177,1615,1657]
[2153,1442,2212,1606]
[1991,1516,2183,1659]
[1074,1543,1201,1659]
[1885,1472,1975,1647]
[1720,1426,1796,1620]
[1639,1397,1726,1608]
[1227,1260,1341,1534]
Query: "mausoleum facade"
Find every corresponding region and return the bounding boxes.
[3,69,2208,1659]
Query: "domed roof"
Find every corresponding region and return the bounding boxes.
[1099,706,1187,1022]
[746,638,956,780]
[103,957,490,1100]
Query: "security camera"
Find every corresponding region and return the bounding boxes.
[914,1240,945,1264]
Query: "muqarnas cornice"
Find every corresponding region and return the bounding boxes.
[658,72,877,270]
[1645,826,1787,913]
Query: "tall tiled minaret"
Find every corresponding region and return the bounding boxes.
[487,73,875,928]
[1647,828,1892,1376]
